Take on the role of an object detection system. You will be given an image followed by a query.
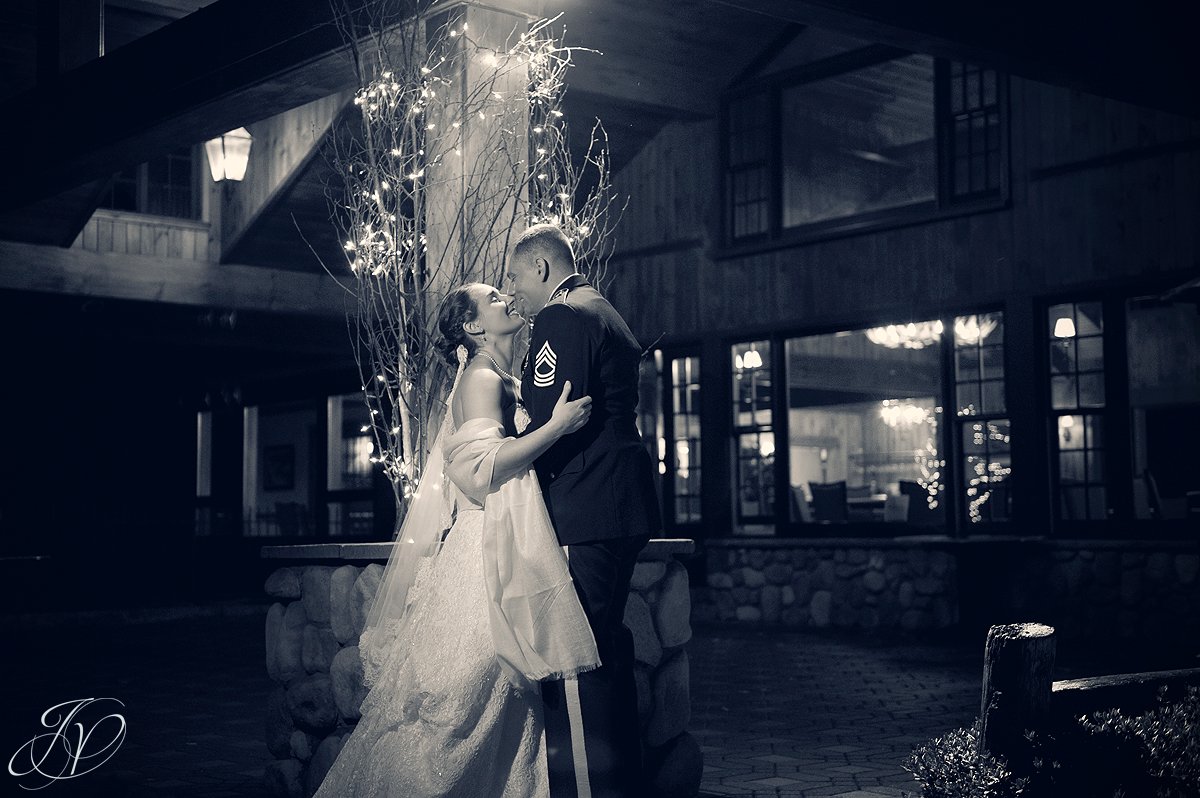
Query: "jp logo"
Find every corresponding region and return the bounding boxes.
[8,698,126,790]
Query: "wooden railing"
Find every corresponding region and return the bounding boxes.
[74,208,213,262]
[979,622,1200,771]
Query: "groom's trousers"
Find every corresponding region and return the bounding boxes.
[542,534,650,798]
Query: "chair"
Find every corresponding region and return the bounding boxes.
[1144,470,1187,520]
[882,493,910,523]
[808,481,848,523]
[789,485,814,524]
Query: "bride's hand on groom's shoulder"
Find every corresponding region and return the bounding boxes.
[549,381,591,436]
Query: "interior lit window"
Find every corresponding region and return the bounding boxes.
[954,313,1010,523]
[732,341,773,527]
[785,325,944,528]
[667,354,703,524]
[327,394,376,537]
[1048,301,1107,521]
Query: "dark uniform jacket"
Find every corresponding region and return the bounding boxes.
[520,274,662,546]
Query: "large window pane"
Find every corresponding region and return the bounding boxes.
[1127,297,1200,520]
[786,325,943,527]
[781,55,935,228]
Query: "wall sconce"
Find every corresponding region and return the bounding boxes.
[1059,414,1075,443]
[1053,316,1077,338]
[204,127,253,181]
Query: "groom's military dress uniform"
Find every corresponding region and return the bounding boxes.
[521,273,661,798]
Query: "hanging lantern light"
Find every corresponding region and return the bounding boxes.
[204,127,253,181]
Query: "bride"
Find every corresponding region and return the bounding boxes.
[313,282,600,797]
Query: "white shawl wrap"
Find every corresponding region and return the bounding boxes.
[443,417,600,688]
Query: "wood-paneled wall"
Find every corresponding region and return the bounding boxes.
[73,208,212,262]
[605,77,1200,344]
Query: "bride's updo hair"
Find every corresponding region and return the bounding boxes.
[434,284,481,366]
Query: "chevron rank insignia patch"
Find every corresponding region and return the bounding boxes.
[533,340,558,387]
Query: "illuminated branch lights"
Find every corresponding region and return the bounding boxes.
[323,5,623,519]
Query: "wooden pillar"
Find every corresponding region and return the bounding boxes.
[701,335,733,537]
[979,622,1055,771]
[1004,294,1051,529]
[422,3,530,295]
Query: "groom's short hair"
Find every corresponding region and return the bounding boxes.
[513,224,575,272]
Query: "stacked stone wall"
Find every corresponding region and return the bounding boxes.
[693,542,958,631]
[261,544,700,798]
[691,538,1199,643]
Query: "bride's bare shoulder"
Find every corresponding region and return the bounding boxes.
[452,365,504,426]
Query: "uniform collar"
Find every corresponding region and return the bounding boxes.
[547,272,587,302]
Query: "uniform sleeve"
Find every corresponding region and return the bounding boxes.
[524,303,592,434]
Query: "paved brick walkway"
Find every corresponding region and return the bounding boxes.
[3,602,984,798]
[690,630,979,797]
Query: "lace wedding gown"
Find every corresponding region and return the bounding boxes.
[313,403,594,798]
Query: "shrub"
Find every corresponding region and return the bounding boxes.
[906,687,1200,798]
[1077,685,1200,798]
[904,719,1029,798]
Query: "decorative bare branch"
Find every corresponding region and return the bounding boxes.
[323,2,623,525]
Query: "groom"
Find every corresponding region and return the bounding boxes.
[508,223,661,798]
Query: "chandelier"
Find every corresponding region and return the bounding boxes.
[953,314,999,346]
[865,320,944,350]
[879,399,928,427]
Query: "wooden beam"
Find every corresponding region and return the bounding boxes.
[711,0,1200,118]
[0,239,351,317]
[221,91,354,261]
[0,0,363,211]
[0,179,113,247]
[105,0,218,20]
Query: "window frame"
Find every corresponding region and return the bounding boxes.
[723,307,1020,539]
[1040,294,1141,533]
[730,338,778,528]
[717,47,1009,255]
[659,345,706,533]
[99,144,203,221]
[951,311,1013,526]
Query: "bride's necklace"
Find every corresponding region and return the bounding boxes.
[476,351,518,382]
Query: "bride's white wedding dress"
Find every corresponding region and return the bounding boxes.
[312,401,596,798]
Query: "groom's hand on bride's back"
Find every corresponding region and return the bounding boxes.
[549,380,591,436]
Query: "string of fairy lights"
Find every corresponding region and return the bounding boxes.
[327,14,621,502]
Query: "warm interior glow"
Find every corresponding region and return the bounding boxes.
[954,314,998,345]
[1053,316,1077,338]
[866,320,944,349]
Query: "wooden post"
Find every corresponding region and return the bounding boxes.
[979,622,1055,771]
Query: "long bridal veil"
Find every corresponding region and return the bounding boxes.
[357,350,462,689]
[356,345,600,692]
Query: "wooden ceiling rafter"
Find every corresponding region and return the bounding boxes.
[710,0,1199,118]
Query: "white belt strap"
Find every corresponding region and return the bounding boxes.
[561,546,592,798]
